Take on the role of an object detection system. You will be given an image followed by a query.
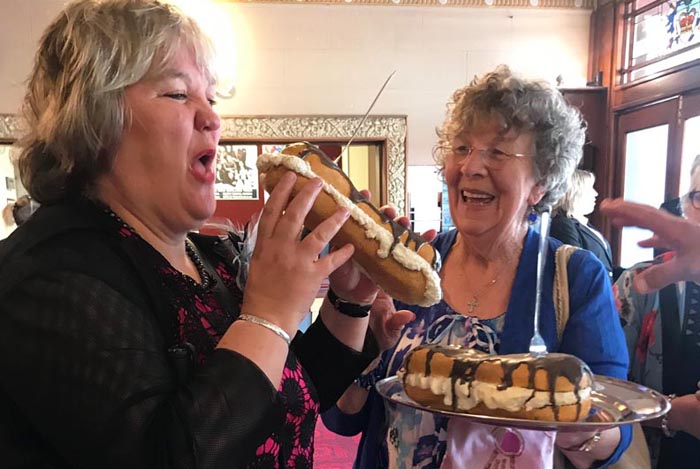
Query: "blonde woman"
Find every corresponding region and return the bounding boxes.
[550,169,613,278]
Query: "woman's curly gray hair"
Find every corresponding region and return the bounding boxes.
[434,65,585,213]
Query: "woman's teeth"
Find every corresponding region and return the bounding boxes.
[461,191,494,204]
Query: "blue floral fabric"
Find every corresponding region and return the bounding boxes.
[322,228,631,469]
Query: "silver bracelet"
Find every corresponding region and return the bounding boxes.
[238,314,291,346]
[661,394,677,438]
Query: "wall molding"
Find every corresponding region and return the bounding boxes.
[218,115,408,212]
[0,113,408,213]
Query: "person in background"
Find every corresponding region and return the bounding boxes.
[323,65,630,469]
[11,194,39,226]
[0,1,408,467]
[610,154,700,469]
[550,169,614,279]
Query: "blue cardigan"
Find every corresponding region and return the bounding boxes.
[323,228,631,468]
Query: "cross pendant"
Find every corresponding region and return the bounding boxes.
[467,296,479,314]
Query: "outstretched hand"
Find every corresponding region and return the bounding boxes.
[601,198,700,293]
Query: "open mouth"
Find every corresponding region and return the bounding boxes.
[195,151,215,170]
[461,190,495,205]
[190,149,217,183]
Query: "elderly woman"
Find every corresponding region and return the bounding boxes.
[0,1,386,468]
[551,169,613,278]
[323,66,630,468]
[612,155,700,469]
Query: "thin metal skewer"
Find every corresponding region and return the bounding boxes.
[334,70,396,164]
[529,209,551,355]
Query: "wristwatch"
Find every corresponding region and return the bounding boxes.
[355,361,385,390]
[327,287,372,318]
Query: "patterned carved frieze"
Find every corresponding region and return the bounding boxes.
[0,113,408,212]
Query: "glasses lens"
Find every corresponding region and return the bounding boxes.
[481,149,507,169]
[692,191,700,209]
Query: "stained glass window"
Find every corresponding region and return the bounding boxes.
[623,0,700,82]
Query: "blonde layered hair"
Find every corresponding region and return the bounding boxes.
[19,0,216,204]
[554,169,595,217]
[434,65,585,213]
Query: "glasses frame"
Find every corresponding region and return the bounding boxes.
[686,190,700,210]
[447,143,532,169]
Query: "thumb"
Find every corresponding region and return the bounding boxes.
[386,309,416,332]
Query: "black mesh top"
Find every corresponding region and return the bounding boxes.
[0,200,378,469]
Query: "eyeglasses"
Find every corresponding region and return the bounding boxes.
[447,143,531,169]
[686,190,700,210]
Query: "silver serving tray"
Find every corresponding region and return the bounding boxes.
[376,375,670,432]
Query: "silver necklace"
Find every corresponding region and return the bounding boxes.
[466,273,501,315]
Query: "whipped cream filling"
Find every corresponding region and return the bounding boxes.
[402,371,591,412]
[258,153,442,306]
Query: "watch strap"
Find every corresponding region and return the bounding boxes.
[327,287,371,318]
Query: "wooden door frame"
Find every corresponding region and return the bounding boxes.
[611,98,680,262]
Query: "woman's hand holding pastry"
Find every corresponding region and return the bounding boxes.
[243,171,353,335]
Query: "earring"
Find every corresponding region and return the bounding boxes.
[527,206,538,224]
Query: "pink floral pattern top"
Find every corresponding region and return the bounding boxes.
[114,224,318,468]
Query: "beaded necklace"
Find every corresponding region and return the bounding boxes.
[101,204,213,290]
[184,239,213,290]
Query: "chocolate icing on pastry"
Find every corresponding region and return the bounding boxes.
[400,344,593,422]
[257,142,442,306]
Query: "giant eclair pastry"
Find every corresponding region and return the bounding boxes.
[257,142,442,307]
[399,344,593,422]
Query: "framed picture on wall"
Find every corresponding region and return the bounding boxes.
[5,177,14,191]
[215,144,259,200]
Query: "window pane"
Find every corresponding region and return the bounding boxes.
[634,0,660,10]
[620,124,669,267]
[628,0,700,82]
[680,115,700,195]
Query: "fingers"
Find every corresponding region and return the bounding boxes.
[272,177,323,241]
[601,198,678,236]
[379,204,398,220]
[378,204,412,230]
[395,215,410,228]
[634,264,677,294]
[258,171,296,240]
[316,243,355,276]
[359,189,372,200]
[637,234,668,250]
[421,229,438,243]
[386,309,416,332]
[300,207,350,255]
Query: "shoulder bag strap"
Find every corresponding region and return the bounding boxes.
[554,244,579,345]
